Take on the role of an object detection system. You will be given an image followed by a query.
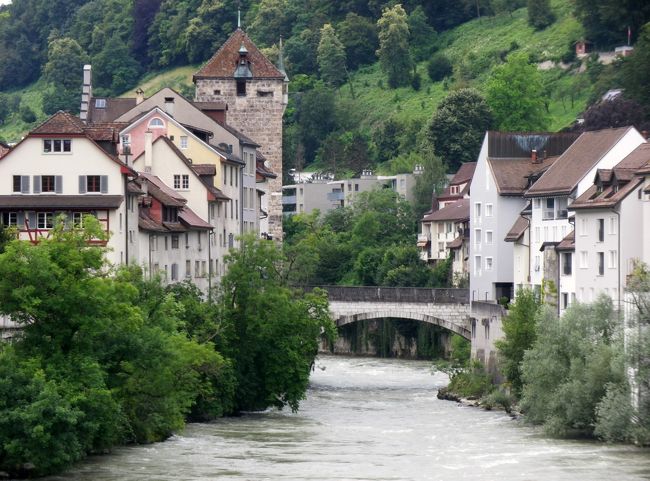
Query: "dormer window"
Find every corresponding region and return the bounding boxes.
[95,98,106,108]
[450,185,459,194]
[148,117,164,128]
[43,139,71,153]
[163,206,179,222]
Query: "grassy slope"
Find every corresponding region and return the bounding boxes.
[339,0,588,133]
[0,0,588,142]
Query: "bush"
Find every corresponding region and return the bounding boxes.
[449,334,470,365]
[446,362,493,398]
[19,104,37,123]
[411,71,421,91]
[482,390,514,413]
[427,53,453,82]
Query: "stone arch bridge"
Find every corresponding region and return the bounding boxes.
[314,286,471,339]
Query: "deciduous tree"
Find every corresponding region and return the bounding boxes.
[317,24,347,87]
[376,4,412,88]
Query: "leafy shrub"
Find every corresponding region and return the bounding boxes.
[19,104,37,123]
[447,362,493,398]
[427,53,453,82]
[482,390,514,413]
[411,71,421,91]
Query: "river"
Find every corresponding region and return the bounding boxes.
[44,355,650,481]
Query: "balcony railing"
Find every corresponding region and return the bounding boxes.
[282,195,297,204]
[327,191,344,201]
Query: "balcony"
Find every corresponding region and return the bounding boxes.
[282,195,297,204]
[327,191,344,201]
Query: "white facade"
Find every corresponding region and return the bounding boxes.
[282,181,335,216]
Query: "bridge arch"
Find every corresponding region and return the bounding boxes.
[335,310,471,340]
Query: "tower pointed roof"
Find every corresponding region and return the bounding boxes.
[194,29,285,80]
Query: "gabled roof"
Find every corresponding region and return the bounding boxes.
[31,111,86,135]
[525,127,632,197]
[504,216,529,242]
[87,98,138,124]
[194,29,285,80]
[139,173,186,207]
[451,162,476,185]
[421,198,469,222]
[193,164,216,176]
[216,120,260,147]
[256,152,277,179]
[488,156,558,195]
[447,235,464,249]
[571,141,649,210]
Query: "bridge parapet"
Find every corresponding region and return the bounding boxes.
[314,286,469,304]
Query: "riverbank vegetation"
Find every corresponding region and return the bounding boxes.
[445,270,650,445]
[0,219,335,477]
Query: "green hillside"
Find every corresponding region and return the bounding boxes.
[0,0,587,144]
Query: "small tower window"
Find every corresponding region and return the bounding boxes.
[148,117,164,128]
[237,80,246,96]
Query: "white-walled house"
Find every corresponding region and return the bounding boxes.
[0,112,136,266]
[523,127,646,295]
[469,131,578,303]
[570,142,650,306]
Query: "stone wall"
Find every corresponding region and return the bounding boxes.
[470,301,506,376]
[195,78,285,240]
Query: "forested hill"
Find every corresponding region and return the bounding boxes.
[0,0,648,181]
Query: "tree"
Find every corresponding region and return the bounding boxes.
[521,297,626,437]
[495,288,540,394]
[317,24,347,87]
[527,0,555,30]
[43,37,89,93]
[622,23,650,111]
[581,97,648,131]
[428,88,494,172]
[338,13,378,69]
[218,235,335,412]
[296,84,337,162]
[427,53,453,82]
[376,4,412,88]
[284,28,320,76]
[486,52,548,131]
[131,0,163,65]
[408,5,436,62]
[574,0,650,47]
[92,35,142,94]
[249,0,293,47]
[412,142,447,220]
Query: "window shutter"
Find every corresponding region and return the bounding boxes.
[33,176,41,194]
[21,176,30,194]
[100,176,108,194]
[55,176,63,194]
[79,176,87,194]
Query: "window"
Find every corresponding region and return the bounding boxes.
[543,198,555,220]
[164,236,168,250]
[150,235,157,251]
[535,227,541,243]
[486,231,493,244]
[562,293,569,310]
[12,176,21,192]
[182,175,189,190]
[597,218,604,242]
[534,198,541,209]
[163,207,178,222]
[598,252,604,276]
[355,183,359,192]
[446,222,453,234]
[148,117,164,128]
[2,212,17,226]
[534,255,540,272]
[562,252,572,276]
[543,226,549,242]
[195,261,200,277]
[450,185,459,195]
[87,175,101,192]
[72,212,84,227]
[608,250,616,269]
[95,98,106,108]
[474,202,481,218]
[186,260,192,277]
[185,232,189,248]
[485,257,493,270]
[43,139,71,153]
[237,79,246,96]
[485,204,493,217]
[171,235,179,249]
[609,217,616,235]
[580,218,588,236]
[180,136,188,149]
[474,256,482,276]
[37,212,53,229]
[580,251,588,269]
[474,229,481,245]
[556,197,568,218]
[41,176,55,193]
[201,261,207,277]
[170,263,178,281]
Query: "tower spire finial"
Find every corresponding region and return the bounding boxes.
[237,0,241,28]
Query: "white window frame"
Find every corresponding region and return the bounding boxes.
[182,174,189,190]
[148,117,164,128]
[580,251,588,269]
[485,204,493,217]
[608,250,616,269]
[485,257,493,271]
[37,212,53,230]
[474,202,482,219]
[180,136,188,149]
[486,230,493,244]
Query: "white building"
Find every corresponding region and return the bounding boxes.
[0,111,137,266]
[282,176,336,216]
[523,127,646,299]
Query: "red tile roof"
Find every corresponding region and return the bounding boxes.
[555,230,575,251]
[87,98,138,124]
[31,111,86,135]
[194,29,285,80]
[504,216,529,242]
[488,156,558,196]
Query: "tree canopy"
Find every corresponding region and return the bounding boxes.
[376,4,412,88]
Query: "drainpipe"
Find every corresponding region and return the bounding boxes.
[208,230,213,303]
[124,176,129,265]
[148,233,153,279]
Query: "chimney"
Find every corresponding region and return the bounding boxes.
[531,149,538,164]
[79,64,92,122]
[136,88,144,105]
[164,97,175,117]
[144,130,153,173]
[642,130,649,141]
